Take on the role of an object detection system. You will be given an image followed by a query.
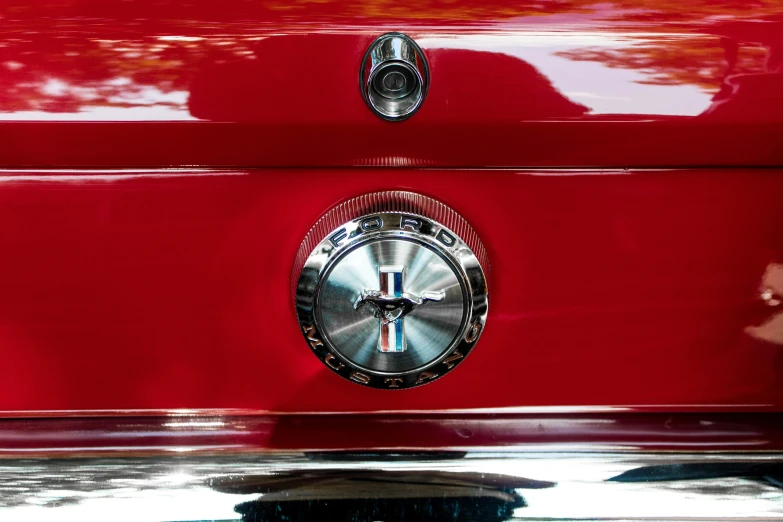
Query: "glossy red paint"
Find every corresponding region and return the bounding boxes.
[0,2,782,418]
[0,1,781,167]
[0,168,781,413]
[0,413,782,455]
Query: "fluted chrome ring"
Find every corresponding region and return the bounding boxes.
[292,192,489,389]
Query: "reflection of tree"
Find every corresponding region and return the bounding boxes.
[2,0,782,24]
[557,39,768,94]
[0,33,252,114]
[0,0,782,115]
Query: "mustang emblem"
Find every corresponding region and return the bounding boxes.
[354,265,446,353]
[354,290,446,325]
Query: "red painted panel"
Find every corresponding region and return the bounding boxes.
[0,413,781,455]
[0,1,781,167]
[0,168,780,413]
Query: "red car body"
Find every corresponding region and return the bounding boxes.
[0,0,781,449]
[1,1,782,417]
[3,3,783,520]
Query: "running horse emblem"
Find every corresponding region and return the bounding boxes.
[353,265,445,353]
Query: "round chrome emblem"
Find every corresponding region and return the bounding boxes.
[292,192,489,389]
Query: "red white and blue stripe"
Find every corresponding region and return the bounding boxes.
[379,266,405,353]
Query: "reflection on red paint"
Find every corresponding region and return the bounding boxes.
[0,1,779,167]
[0,1,780,121]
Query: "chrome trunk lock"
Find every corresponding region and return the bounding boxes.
[361,33,429,121]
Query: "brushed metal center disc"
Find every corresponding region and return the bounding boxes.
[317,238,467,374]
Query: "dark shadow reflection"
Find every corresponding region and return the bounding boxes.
[211,465,555,522]
[609,462,783,490]
[234,496,523,522]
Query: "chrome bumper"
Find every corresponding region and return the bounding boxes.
[2,413,783,520]
[3,451,783,521]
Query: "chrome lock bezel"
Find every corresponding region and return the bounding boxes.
[360,33,430,121]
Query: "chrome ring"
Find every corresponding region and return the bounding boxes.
[292,192,489,389]
[360,33,430,121]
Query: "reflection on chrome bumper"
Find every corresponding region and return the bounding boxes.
[2,452,783,521]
